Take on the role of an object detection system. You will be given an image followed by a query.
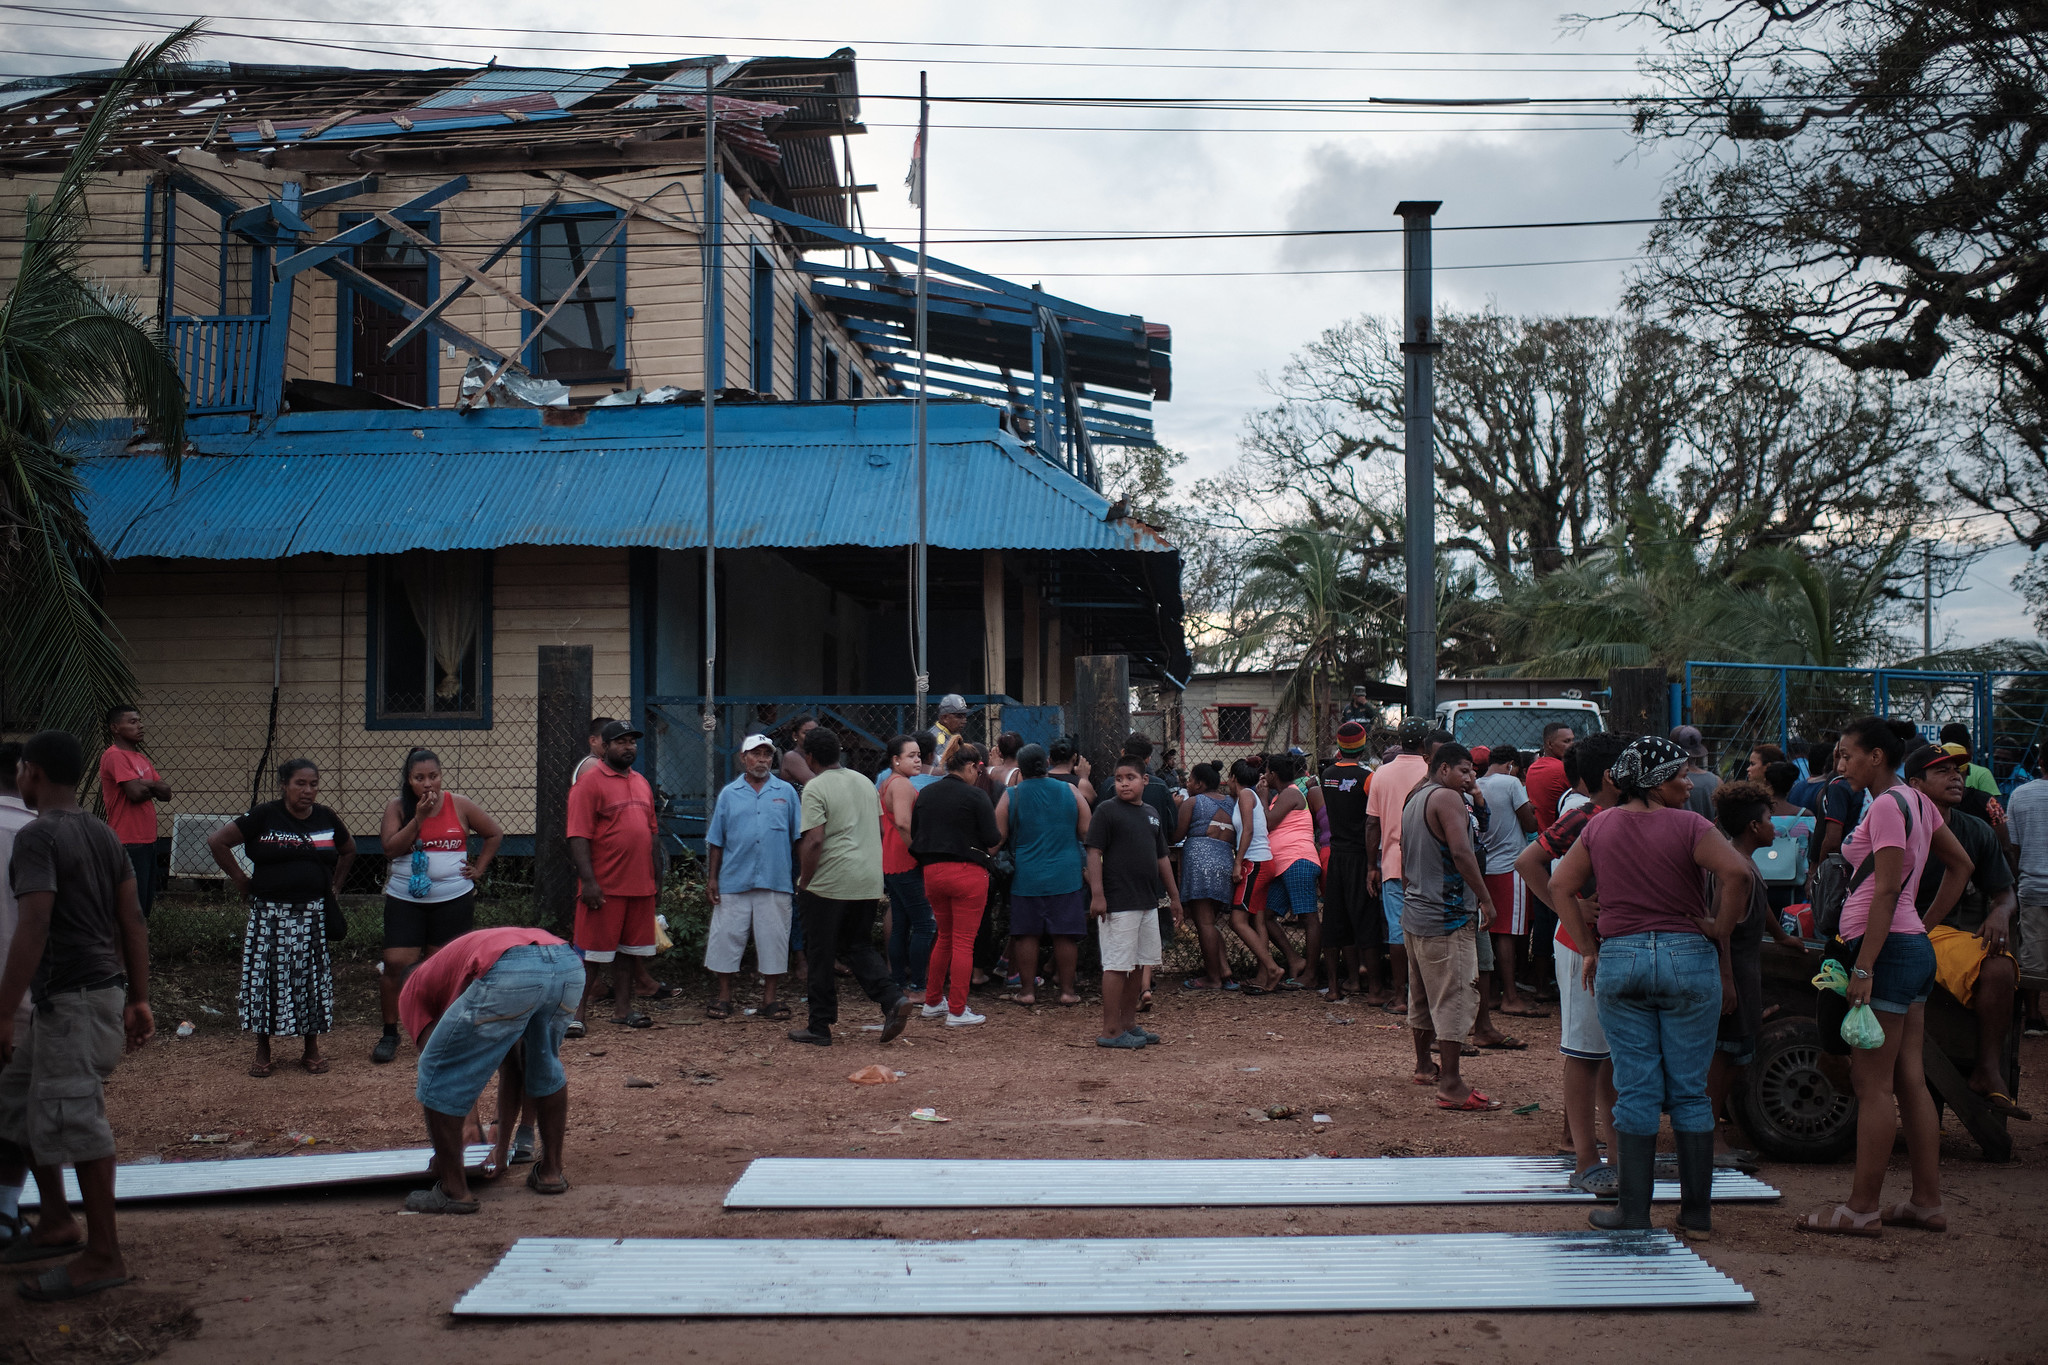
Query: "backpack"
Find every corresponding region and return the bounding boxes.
[1809,787,1912,940]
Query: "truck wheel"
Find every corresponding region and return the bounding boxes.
[1733,1015,1858,1163]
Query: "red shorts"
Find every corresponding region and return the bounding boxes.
[1482,873,1527,936]
[1237,860,1275,917]
[576,893,658,961]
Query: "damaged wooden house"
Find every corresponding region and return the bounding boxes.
[0,51,1185,858]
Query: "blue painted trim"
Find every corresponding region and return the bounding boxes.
[335,209,440,406]
[794,299,814,401]
[750,245,775,392]
[521,201,628,382]
[364,551,495,731]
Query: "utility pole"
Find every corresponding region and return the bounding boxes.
[701,56,722,809]
[913,71,930,730]
[1397,200,1441,724]
[1923,542,1933,658]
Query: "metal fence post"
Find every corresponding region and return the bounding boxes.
[1778,668,1789,747]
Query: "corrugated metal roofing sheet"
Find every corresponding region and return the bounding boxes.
[80,404,1156,560]
[721,1156,1782,1208]
[416,67,629,110]
[21,1144,492,1207]
[625,60,754,104]
[451,1232,1756,1315]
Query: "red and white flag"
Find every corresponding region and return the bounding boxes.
[904,129,923,207]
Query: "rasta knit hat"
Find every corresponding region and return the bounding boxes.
[1336,719,1371,754]
[1611,735,1690,792]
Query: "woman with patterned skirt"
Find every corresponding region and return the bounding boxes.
[208,758,356,1077]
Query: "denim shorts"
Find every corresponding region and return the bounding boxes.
[415,944,584,1117]
[1381,879,1406,946]
[1841,931,1936,1015]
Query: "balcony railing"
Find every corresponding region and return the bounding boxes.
[169,314,267,414]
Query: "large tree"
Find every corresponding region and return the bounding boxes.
[0,27,196,737]
[1610,1,2048,606]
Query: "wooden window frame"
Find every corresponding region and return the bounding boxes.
[521,201,629,386]
[365,551,495,731]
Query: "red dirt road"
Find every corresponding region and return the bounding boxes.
[9,976,2047,1363]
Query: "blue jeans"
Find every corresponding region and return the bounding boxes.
[885,868,937,991]
[415,944,583,1117]
[1593,931,1721,1136]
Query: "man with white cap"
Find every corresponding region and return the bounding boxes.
[703,734,801,1020]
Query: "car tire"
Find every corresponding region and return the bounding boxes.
[1733,1014,1858,1163]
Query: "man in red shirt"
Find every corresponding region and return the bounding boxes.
[96,707,169,919]
[399,926,582,1212]
[566,721,662,1035]
[1524,722,1575,829]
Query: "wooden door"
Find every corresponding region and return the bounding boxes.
[350,261,429,406]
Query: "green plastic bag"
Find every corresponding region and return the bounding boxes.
[1812,959,1851,995]
[1840,1003,1886,1050]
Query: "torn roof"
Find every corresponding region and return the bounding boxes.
[0,52,861,224]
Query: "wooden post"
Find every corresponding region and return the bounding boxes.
[1073,654,1131,790]
[1047,604,1066,705]
[1021,576,1042,706]
[983,551,1007,736]
[536,645,593,938]
[1608,666,1669,739]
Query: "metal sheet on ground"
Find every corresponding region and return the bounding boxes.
[22,1145,493,1207]
[721,1156,1781,1208]
[452,1231,1754,1315]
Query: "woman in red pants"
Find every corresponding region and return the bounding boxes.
[911,741,1001,1027]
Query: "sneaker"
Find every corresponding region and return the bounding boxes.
[920,1003,949,1020]
[370,1031,400,1064]
[2026,1018,2048,1039]
[945,1009,987,1028]
[1096,1032,1145,1049]
[1126,1026,1161,1045]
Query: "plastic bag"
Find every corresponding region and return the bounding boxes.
[1840,1003,1886,1050]
[654,912,673,956]
[1811,959,1851,995]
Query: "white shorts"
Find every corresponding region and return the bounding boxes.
[1556,940,1608,1060]
[2021,904,2048,979]
[1098,908,1163,973]
[704,889,793,976]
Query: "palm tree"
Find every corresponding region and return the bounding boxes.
[1234,522,1400,748]
[0,26,198,738]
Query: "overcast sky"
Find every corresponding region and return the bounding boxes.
[39,1,2033,645]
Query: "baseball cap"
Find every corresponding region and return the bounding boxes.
[1669,724,1708,761]
[600,719,643,743]
[1903,742,1966,781]
[1396,716,1430,746]
[739,732,775,753]
[1469,745,1491,769]
[937,693,969,714]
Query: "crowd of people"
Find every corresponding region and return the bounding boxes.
[0,693,2041,1290]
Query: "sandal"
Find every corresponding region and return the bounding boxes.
[248,1059,273,1079]
[612,1012,654,1029]
[1437,1090,1503,1112]
[16,1265,130,1301]
[1880,1200,1947,1232]
[641,983,683,1002]
[1138,990,1154,1013]
[510,1125,537,1165]
[405,1184,480,1215]
[706,999,735,1019]
[1796,1204,1882,1237]
[1412,1065,1441,1086]
[526,1168,571,1196]
[1477,1035,1528,1051]
[761,1000,792,1020]
[1980,1091,2034,1121]
[299,1055,330,1075]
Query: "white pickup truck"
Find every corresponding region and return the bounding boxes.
[1432,690,1606,755]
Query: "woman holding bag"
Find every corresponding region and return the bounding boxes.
[208,758,355,1078]
[1797,720,1973,1237]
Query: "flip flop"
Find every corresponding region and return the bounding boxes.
[640,983,684,1001]
[612,1012,654,1029]
[17,1265,130,1302]
[405,1185,480,1214]
[998,993,1038,1006]
[0,1234,82,1265]
[761,1000,792,1020]
[247,1060,273,1079]
[526,1168,571,1196]
[1437,1090,1504,1112]
[564,1020,586,1039]
[1412,1067,1440,1086]
[1182,978,1221,991]
[509,1125,537,1165]
[299,1056,330,1074]
[1478,1036,1528,1051]
[1797,1204,1882,1237]
[1981,1091,2034,1120]
[1238,983,1270,996]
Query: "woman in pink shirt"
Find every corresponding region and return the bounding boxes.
[1798,717,1972,1239]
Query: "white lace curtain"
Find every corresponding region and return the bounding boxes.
[399,550,484,699]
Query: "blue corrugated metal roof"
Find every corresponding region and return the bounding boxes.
[80,401,1166,561]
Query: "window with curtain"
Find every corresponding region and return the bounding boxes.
[373,550,491,724]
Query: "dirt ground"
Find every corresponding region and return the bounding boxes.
[8,957,2048,1364]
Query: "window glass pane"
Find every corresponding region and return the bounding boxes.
[1217,706,1253,744]
[533,216,621,379]
[358,227,428,270]
[380,567,429,716]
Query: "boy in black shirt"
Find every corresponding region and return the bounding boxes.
[1085,759,1184,1049]
[0,730,153,1301]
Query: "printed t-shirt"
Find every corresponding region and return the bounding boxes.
[799,766,884,902]
[1537,795,1599,953]
[97,745,160,846]
[1576,805,1713,939]
[2009,778,2048,903]
[566,763,658,897]
[1319,761,1372,851]
[1365,753,1428,880]
[1838,784,1940,940]
[235,800,348,903]
[8,807,133,1001]
[1085,795,1167,913]
[399,926,565,1043]
[1473,772,1530,874]
[1525,755,1570,828]
[381,792,474,903]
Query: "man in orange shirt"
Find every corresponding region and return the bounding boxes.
[96,707,169,920]
[566,721,662,1035]
[1365,717,1432,1013]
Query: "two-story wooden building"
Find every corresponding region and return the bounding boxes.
[0,52,1185,851]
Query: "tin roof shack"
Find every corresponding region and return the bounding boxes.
[1,53,1185,849]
